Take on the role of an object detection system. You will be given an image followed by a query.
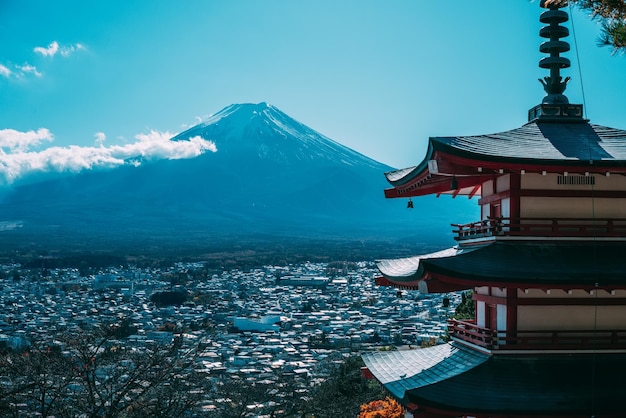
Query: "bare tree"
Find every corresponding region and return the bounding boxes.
[0,324,208,417]
[0,342,76,417]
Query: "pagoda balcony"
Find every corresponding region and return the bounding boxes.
[453,217,626,241]
[448,318,626,352]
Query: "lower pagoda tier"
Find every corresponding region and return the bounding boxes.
[376,241,626,293]
[362,342,626,417]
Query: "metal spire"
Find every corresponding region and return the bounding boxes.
[538,0,571,104]
[528,0,584,122]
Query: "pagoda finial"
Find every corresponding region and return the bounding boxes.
[538,0,571,104]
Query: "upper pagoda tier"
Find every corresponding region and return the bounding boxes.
[376,240,626,293]
[384,120,626,199]
[385,0,626,200]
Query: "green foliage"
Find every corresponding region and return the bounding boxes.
[110,317,137,339]
[300,299,316,312]
[150,290,187,307]
[377,345,396,351]
[453,290,475,320]
[566,0,626,52]
[599,20,626,51]
[421,337,439,348]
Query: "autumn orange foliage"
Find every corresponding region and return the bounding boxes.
[358,396,404,418]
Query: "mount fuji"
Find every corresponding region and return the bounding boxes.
[0,103,474,255]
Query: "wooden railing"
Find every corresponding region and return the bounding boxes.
[453,217,626,240]
[447,319,497,349]
[448,319,626,351]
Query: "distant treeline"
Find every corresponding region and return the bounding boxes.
[4,236,438,272]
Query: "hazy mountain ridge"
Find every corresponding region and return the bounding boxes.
[0,103,475,254]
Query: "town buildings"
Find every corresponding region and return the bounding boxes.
[363,2,626,417]
[0,259,457,415]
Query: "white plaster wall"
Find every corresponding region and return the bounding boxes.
[496,174,510,192]
[517,306,626,330]
[476,286,490,295]
[497,304,507,331]
[520,197,626,218]
[476,301,486,328]
[481,204,489,220]
[501,197,510,218]
[482,180,494,196]
[491,287,507,297]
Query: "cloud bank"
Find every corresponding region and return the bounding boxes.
[0,128,54,152]
[0,129,217,186]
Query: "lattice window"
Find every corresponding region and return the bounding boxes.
[557,175,595,185]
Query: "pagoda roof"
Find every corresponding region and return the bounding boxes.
[385,120,626,198]
[363,342,626,417]
[377,241,626,292]
[361,343,488,400]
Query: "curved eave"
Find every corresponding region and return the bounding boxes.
[384,171,487,198]
[377,247,459,279]
[377,276,473,294]
[422,241,626,288]
[384,121,626,198]
[377,241,626,292]
[384,140,436,187]
[362,343,489,401]
[376,247,474,293]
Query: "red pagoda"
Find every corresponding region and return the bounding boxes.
[362,2,626,417]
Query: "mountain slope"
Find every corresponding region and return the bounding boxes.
[174,102,385,169]
[0,103,476,254]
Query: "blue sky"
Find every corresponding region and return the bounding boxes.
[1,0,625,183]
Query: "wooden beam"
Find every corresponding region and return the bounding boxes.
[478,190,514,205]
[468,184,481,199]
[519,189,626,198]
[516,298,626,306]
[473,293,506,305]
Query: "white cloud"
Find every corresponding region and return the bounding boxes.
[94,132,106,147]
[0,129,217,185]
[34,41,86,58]
[34,41,59,57]
[129,130,217,160]
[19,64,42,77]
[60,43,86,57]
[0,64,11,78]
[0,62,42,79]
[3,41,85,81]
[0,128,54,152]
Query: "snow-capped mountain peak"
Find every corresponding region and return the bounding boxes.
[174,102,386,169]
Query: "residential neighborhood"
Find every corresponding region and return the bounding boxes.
[0,258,460,415]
